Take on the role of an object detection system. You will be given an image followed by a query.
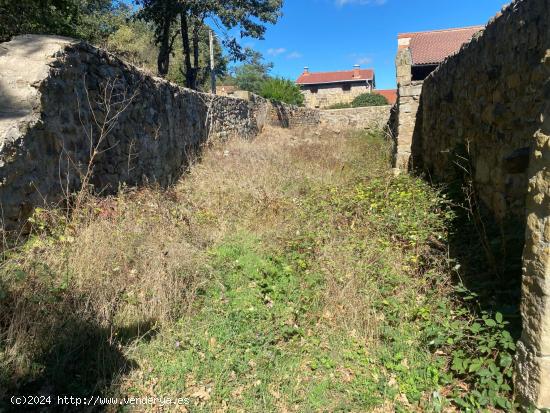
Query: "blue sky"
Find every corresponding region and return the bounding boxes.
[225,0,509,89]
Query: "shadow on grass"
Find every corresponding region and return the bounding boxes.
[445,185,524,341]
[0,285,158,412]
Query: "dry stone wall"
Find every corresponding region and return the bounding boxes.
[415,0,549,220]
[319,106,392,132]
[0,35,263,229]
[405,0,550,407]
[0,35,389,231]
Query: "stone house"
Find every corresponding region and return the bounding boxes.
[296,65,375,108]
[394,26,484,169]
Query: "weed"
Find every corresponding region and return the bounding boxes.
[0,128,518,411]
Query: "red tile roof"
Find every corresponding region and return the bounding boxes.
[374,89,397,105]
[296,69,374,85]
[399,26,484,65]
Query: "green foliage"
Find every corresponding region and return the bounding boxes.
[0,0,79,41]
[0,0,122,43]
[233,50,273,94]
[136,0,282,86]
[326,93,389,110]
[105,18,158,71]
[166,22,228,90]
[424,286,517,411]
[259,77,304,106]
[351,93,389,107]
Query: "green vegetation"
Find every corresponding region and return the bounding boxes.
[0,0,120,43]
[352,92,389,107]
[259,77,305,106]
[0,128,517,411]
[233,50,274,95]
[328,93,390,109]
[0,0,282,91]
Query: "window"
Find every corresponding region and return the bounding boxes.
[310,87,318,94]
[342,84,351,92]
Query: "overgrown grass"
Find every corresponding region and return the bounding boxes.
[0,127,517,411]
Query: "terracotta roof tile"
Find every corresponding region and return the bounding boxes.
[374,89,397,105]
[400,26,484,65]
[296,69,374,85]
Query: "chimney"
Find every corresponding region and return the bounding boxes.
[353,64,361,79]
[398,35,412,50]
[303,66,310,76]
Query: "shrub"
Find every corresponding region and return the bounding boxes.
[259,77,305,106]
[351,93,388,107]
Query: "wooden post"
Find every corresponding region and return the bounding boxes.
[209,30,216,95]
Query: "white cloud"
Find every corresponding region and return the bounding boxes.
[335,0,387,6]
[349,53,373,66]
[286,51,303,59]
[267,47,287,56]
[356,57,372,65]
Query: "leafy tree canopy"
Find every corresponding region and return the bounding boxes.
[233,49,273,94]
[259,77,304,106]
[0,0,119,43]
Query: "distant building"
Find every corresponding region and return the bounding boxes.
[394,25,484,169]
[374,89,397,105]
[296,66,375,108]
[397,26,484,81]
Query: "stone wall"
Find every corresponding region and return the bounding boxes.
[0,35,390,231]
[403,0,550,407]
[515,117,550,409]
[0,35,262,230]
[414,0,549,220]
[319,106,392,132]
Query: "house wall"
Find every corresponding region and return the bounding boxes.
[392,48,423,170]
[301,82,372,108]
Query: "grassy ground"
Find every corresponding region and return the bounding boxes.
[0,127,517,412]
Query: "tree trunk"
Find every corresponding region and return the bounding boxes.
[180,12,194,89]
[192,20,200,90]
[157,16,171,77]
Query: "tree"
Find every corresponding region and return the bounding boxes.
[260,77,304,106]
[0,0,115,43]
[177,0,283,89]
[135,0,180,77]
[106,14,158,72]
[167,22,228,90]
[233,50,273,94]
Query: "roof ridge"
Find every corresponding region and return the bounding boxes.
[301,68,373,74]
[398,25,484,38]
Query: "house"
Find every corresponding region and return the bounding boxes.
[296,65,375,108]
[393,25,484,169]
[397,26,484,81]
[374,89,397,105]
